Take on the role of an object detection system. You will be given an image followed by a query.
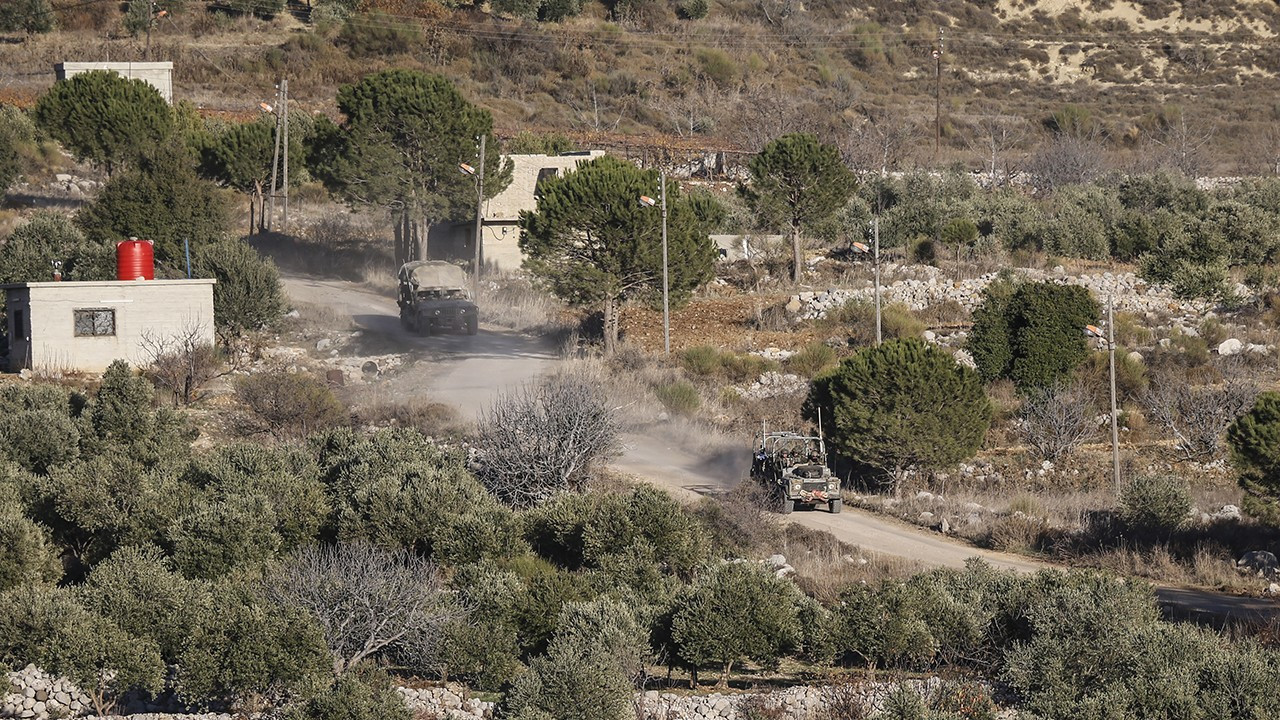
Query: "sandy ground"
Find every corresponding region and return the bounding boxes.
[283,273,1279,624]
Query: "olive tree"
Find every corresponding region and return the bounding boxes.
[669,561,801,687]
[476,372,620,508]
[266,543,455,676]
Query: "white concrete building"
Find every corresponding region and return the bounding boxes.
[429,151,606,271]
[54,61,175,103]
[3,279,215,374]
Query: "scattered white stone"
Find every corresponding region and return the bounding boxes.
[1218,338,1243,356]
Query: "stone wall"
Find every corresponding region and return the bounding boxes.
[786,266,1217,324]
[4,667,1008,720]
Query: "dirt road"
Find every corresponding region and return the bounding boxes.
[282,274,1279,625]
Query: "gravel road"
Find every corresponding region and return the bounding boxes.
[283,274,1279,626]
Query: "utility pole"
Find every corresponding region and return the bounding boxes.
[1107,294,1121,496]
[660,168,670,356]
[933,28,944,161]
[267,82,282,232]
[281,78,290,229]
[872,216,882,345]
[472,134,486,288]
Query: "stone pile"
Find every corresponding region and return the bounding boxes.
[397,685,493,719]
[787,267,1215,324]
[732,371,808,400]
[3,665,93,719]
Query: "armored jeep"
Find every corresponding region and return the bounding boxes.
[397,261,478,336]
[751,431,841,513]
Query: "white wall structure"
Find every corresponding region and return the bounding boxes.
[54,61,175,103]
[3,279,215,374]
[430,151,607,271]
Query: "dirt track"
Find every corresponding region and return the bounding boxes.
[282,274,1279,626]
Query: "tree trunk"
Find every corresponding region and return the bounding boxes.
[392,209,404,265]
[603,295,620,355]
[718,659,732,689]
[791,223,802,284]
[248,186,256,236]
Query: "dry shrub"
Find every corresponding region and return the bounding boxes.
[475,272,565,334]
[141,325,225,406]
[693,482,784,558]
[984,512,1052,553]
[738,695,787,720]
[919,299,969,326]
[817,681,873,720]
[351,399,459,437]
[1018,381,1097,462]
[787,342,837,378]
[476,371,619,508]
[654,380,701,416]
[235,370,349,439]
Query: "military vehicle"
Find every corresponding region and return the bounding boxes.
[397,260,478,335]
[751,429,841,513]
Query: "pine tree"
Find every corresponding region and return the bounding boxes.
[741,133,855,283]
[520,155,721,353]
[808,338,991,494]
[34,70,173,176]
[1228,392,1280,524]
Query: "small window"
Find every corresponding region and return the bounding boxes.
[534,167,559,198]
[11,309,24,339]
[74,308,115,337]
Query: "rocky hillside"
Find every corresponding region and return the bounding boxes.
[2,0,1279,173]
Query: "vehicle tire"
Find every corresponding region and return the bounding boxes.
[466,317,478,335]
[780,497,794,514]
[829,498,842,514]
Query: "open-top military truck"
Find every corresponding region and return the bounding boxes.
[397,260,478,336]
[751,429,841,513]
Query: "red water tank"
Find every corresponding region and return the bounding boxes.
[116,238,155,281]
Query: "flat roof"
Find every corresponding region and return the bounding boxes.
[1,278,216,290]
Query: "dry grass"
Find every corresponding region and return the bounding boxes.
[474,271,569,335]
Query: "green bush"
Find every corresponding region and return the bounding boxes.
[0,503,61,591]
[720,352,776,383]
[195,239,287,335]
[786,342,837,378]
[677,0,709,19]
[1228,392,1280,524]
[669,562,801,686]
[185,443,327,552]
[681,345,722,375]
[170,494,282,579]
[76,143,230,268]
[969,279,1099,391]
[654,380,700,415]
[806,339,991,493]
[1119,474,1192,535]
[235,371,346,439]
[433,562,524,689]
[176,579,329,706]
[0,211,114,285]
[79,546,211,662]
[0,585,164,715]
[505,598,646,720]
[284,669,408,720]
